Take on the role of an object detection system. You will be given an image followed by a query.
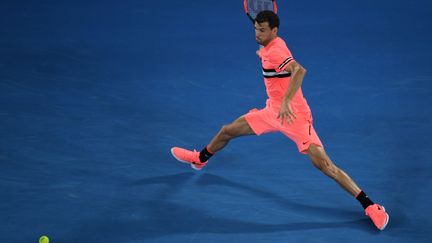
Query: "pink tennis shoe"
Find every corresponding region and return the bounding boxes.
[365,204,389,230]
[171,147,208,170]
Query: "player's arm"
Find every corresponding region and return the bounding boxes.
[283,61,306,102]
[278,61,307,125]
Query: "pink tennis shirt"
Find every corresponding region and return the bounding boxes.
[257,37,311,115]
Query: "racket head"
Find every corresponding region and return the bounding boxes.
[244,0,278,24]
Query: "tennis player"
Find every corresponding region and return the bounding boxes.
[171,11,389,230]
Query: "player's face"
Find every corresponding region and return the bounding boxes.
[254,21,277,46]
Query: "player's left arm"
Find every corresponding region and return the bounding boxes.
[278,61,307,125]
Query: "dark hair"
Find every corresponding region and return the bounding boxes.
[255,10,279,29]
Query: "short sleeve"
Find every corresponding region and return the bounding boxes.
[269,46,295,73]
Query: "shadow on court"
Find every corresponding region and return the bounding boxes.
[56,172,380,242]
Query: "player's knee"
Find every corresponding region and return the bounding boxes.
[307,143,324,157]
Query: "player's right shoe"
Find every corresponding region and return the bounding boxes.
[365,204,389,230]
[170,147,208,170]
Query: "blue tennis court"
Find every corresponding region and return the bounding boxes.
[1,0,431,242]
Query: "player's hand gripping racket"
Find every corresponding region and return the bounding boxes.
[243,0,278,24]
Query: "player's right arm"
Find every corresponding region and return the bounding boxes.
[278,61,307,125]
[282,61,307,102]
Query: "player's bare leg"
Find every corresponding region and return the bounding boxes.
[306,143,389,230]
[306,143,361,196]
[171,115,255,170]
[207,116,255,153]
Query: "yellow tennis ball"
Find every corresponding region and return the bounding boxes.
[39,235,49,243]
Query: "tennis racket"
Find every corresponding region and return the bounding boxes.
[243,0,278,24]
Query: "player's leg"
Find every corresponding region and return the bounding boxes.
[207,115,255,153]
[171,115,255,170]
[306,143,360,196]
[306,143,389,230]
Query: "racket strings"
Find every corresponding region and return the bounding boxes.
[245,0,276,20]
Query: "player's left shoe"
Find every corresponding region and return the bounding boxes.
[170,147,207,170]
[365,204,389,230]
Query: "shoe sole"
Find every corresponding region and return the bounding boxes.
[379,206,390,231]
[170,148,202,171]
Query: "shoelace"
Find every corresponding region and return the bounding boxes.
[185,149,199,163]
[366,205,384,216]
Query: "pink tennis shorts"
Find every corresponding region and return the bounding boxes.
[244,106,323,154]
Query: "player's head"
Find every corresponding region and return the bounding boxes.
[254,11,279,46]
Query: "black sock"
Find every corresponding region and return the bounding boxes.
[199,146,214,162]
[356,191,374,209]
